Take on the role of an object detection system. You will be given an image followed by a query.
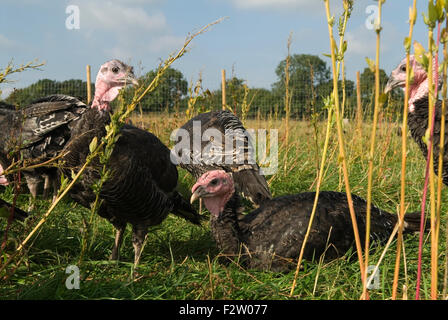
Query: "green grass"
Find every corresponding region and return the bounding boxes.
[0,116,446,300]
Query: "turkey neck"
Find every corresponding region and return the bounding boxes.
[209,193,245,257]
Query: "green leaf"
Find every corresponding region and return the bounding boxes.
[403,36,411,51]
[378,93,388,106]
[341,41,347,54]
[428,0,437,24]
[365,57,376,72]
[414,41,428,69]
[436,0,445,21]
[89,137,98,154]
[444,0,448,11]
[423,128,431,146]
[422,12,431,26]
[71,170,77,180]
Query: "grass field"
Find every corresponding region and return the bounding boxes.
[0,113,446,300]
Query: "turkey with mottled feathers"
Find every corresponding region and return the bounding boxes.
[174,110,272,206]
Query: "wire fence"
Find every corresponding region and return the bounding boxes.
[1,63,403,122]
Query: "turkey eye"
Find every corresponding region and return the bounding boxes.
[210,179,219,186]
[400,65,406,72]
[112,66,119,73]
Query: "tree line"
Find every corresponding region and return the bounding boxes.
[4,54,403,119]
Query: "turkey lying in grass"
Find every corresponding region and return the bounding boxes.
[190,170,425,272]
[0,60,138,211]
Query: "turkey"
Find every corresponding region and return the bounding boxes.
[0,60,138,209]
[173,110,272,207]
[190,170,424,272]
[59,83,203,268]
[385,55,448,184]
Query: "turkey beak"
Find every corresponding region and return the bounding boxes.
[125,75,139,86]
[190,186,208,204]
[120,71,139,86]
[384,77,403,94]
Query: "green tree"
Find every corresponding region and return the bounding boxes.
[200,77,255,116]
[272,54,332,117]
[136,67,188,112]
[359,67,402,119]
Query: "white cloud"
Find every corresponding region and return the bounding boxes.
[230,0,339,12]
[343,21,405,76]
[82,2,167,32]
[76,1,185,59]
[0,34,17,49]
[147,34,185,53]
[345,21,402,57]
[345,27,376,56]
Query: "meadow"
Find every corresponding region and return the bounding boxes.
[0,113,445,300]
[2,0,448,302]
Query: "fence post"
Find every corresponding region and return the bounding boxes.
[221,69,226,111]
[86,65,92,105]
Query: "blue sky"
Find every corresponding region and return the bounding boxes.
[0,0,432,98]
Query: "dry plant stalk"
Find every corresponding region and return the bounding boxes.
[363,0,385,300]
[442,16,448,300]
[429,21,443,301]
[240,83,256,127]
[0,59,44,87]
[392,0,417,300]
[186,72,204,120]
[289,0,358,297]
[415,2,445,299]
[323,0,368,296]
[355,72,363,155]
